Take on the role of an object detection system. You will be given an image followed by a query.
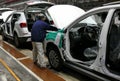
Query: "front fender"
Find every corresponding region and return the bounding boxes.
[45,30,65,61]
[46,30,64,48]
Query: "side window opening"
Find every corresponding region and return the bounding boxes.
[6,15,12,34]
[106,10,120,73]
[69,12,108,65]
[11,14,20,32]
[12,14,20,21]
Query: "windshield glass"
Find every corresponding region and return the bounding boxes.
[80,16,97,25]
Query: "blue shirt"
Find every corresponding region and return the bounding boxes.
[31,20,51,42]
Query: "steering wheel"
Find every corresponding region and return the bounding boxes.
[77,25,98,47]
[84,25,99,41]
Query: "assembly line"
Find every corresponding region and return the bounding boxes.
[0,0,120,81]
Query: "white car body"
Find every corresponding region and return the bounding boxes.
[2,11,31,47]
[45,4,120,81]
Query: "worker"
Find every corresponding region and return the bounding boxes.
[31,13,57,68]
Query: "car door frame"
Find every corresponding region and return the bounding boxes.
[62,8,120,80]
[4,14,13,39]
[101,9,120,80]
[63,6,120,76]
[63,9,109,62]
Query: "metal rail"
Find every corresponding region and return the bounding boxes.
[0,58,21,81]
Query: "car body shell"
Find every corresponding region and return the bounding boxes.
[2,11,31,42]
[45,4,120,81]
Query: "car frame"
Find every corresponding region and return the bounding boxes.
[45,4,120,81]
[1,11,31,47]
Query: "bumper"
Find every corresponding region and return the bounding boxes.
[19,36,31,43]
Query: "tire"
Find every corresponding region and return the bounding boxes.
[47,46,63,71]
[14,34,21,48]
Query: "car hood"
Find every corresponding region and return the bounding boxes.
[2,11,14,22]
[47,5,85,29]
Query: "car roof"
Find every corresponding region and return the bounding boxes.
[103,1,120,6]
[87,4,120,13]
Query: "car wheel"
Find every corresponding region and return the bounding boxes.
[14,34,21,48]
[47,46,63,71]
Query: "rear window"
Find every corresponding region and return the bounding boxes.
[13,14,20,19]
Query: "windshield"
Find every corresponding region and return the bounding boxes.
[80,16,97,25]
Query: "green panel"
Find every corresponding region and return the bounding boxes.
[46,31,58,41]
[58,33,63,48]
[46,29,64,48]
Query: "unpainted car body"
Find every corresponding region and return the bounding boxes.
[45,4,120,81]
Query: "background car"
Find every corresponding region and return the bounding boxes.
[1,10,50,48]
[45,4,120,81]
[1,11,31,48]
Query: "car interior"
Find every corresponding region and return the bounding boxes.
[69,12,108,65]
[69,23,98,63]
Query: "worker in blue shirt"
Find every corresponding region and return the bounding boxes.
[31,13,57,68]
